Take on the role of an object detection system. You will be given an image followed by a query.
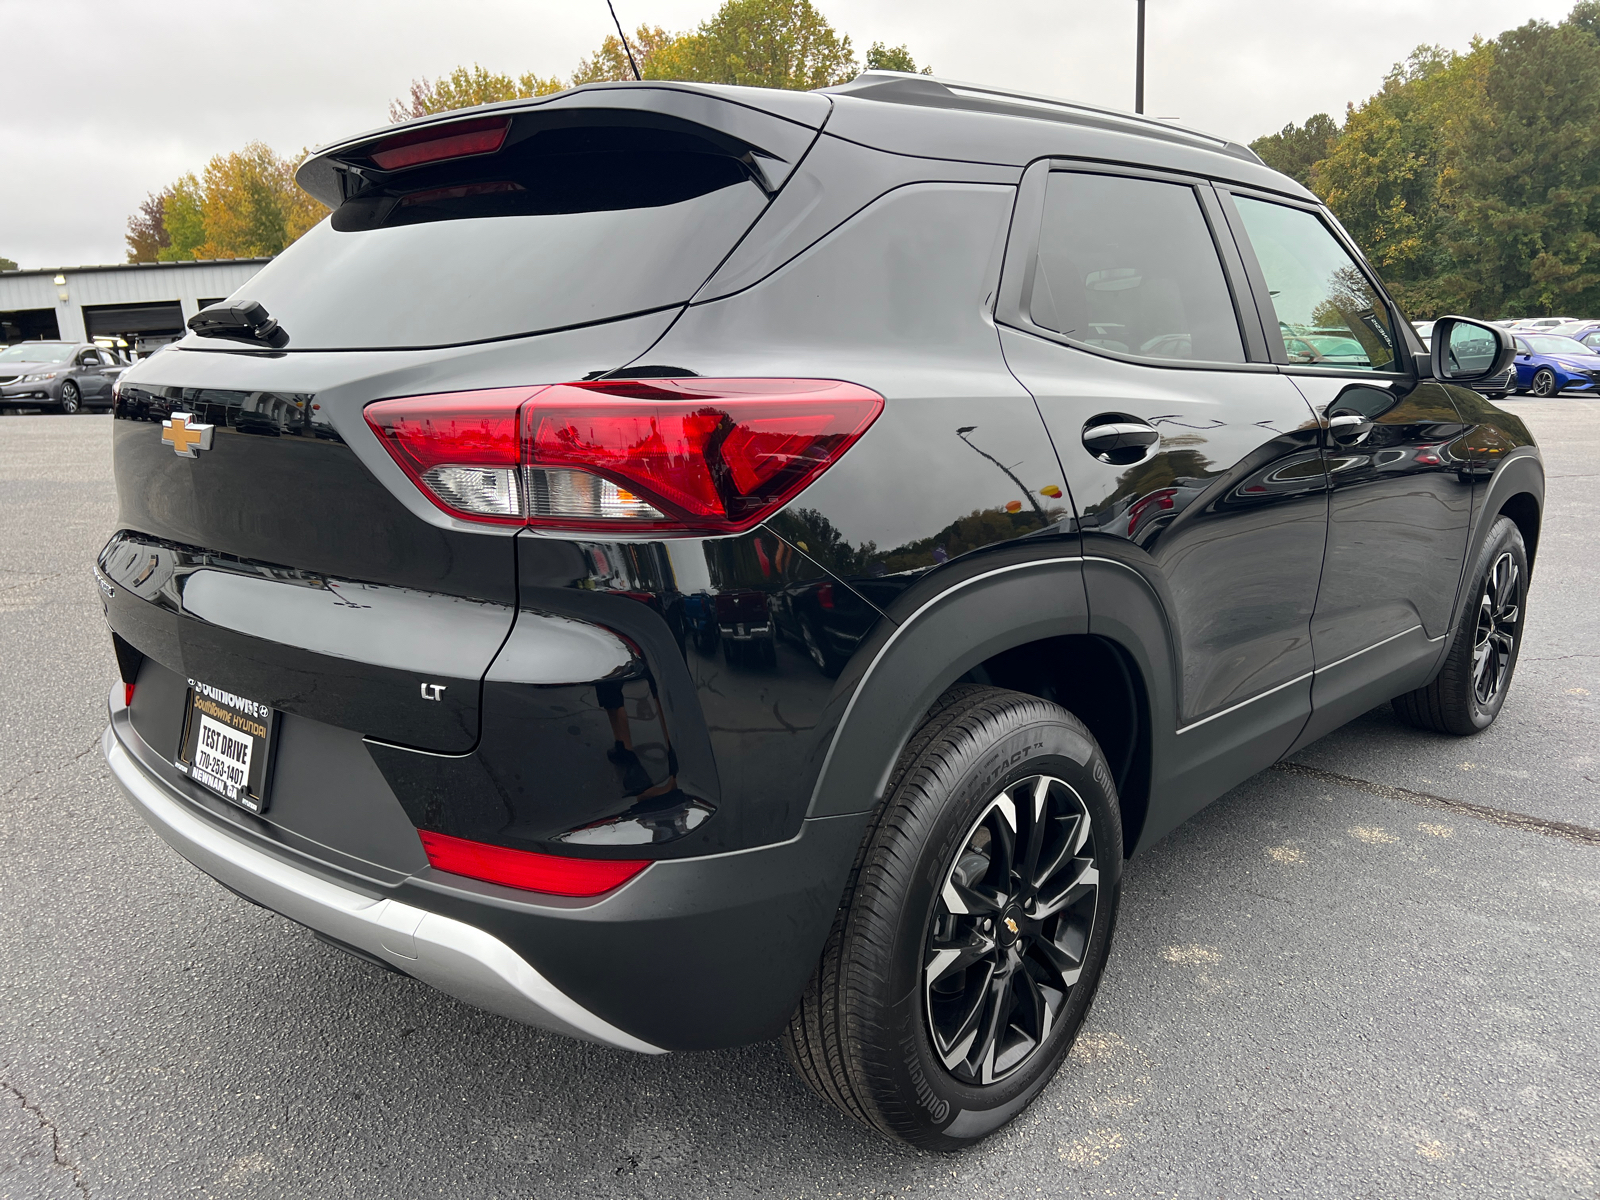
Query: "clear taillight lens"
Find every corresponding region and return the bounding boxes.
[364,379,883,533]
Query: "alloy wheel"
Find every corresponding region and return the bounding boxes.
[1472,551,1520,707]
[60,384,80,414]
[924,774,1100,1086]
[1531,370,1557,398]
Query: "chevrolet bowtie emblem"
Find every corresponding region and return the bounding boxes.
[1004,916,1020,935]
[161,412,214,458]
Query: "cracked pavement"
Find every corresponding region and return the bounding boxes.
[0,403,1596,1199]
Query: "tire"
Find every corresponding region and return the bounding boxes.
[1530,368,1559,398]
[58,382,81,415]
[783,685,1122,1150]
[1393,516,1528,735]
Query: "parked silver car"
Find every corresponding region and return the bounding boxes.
[0,340,125,413]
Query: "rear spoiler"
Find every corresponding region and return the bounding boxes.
[295,82,831,209]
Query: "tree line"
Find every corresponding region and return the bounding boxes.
[124,0,923,264]
[1251,2,1600,319]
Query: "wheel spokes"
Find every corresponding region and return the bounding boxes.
[927,927,995,987]
[926,773,1100,1086]
[1019,777,1050,884]
[932,959,995,1069]
[1033,861,1098,920]
[1033,926,1087,988]
[971,963,1015,1084]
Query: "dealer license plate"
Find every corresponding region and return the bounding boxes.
[176,680,277,814]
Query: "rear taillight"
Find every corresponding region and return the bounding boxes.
[418,830,648,897]
[365,379,883,533]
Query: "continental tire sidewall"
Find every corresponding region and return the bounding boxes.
[851,707,1122,1149]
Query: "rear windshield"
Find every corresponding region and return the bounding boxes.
[228,122,770,350]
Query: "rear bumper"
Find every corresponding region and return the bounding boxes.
[102,689,868,1051]
[102,717,665,1054]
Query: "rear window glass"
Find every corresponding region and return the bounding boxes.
[228,123,769,350]
[1029,172,1244,364]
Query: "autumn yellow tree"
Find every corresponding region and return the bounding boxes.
[389,1,896,119]
[570,25,676,84]
[389,63,564,121]
[128,144,328,263]
[646,0,858,89]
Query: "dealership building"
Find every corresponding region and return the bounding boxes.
[0,258,270,355]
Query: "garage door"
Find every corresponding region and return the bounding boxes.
[82,301,185,337]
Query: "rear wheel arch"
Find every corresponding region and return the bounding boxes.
[806,552,1174,858]
[1498,489,1541,568]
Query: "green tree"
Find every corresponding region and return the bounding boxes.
[864,41,931,74]
[0,256,17,271]
[646,0,859,89]
[389,63,563,122]
[1443,15,1600,315]
[1249,112,1340,188]
[1310,44,1489,316]
[157,175,206,262]
[571,25,675,84]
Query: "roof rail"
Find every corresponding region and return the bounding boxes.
[822,71,1265,166]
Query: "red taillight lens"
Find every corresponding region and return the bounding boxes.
[418,830,648,897]
[364,379,883,532]
[367,116,511,171]
[364,387,537,524]
[123,683,136,707]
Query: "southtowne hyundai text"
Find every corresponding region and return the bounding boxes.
[100,73,1542,1148]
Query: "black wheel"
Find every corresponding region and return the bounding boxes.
[783,685,1122,1150]
[1394,516,1528,735]
[58,382,81,414]
[1530,368,1559,398]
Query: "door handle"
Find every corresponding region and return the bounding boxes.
[1082,419,1160,461]
[1326,412,1372,444]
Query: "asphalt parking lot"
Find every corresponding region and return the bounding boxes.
[2,403,1597,1200]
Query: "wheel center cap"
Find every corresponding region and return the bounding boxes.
[997,904,1024,948]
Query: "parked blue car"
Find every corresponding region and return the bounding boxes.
[1511,334,1600,396]
[1555,322,1600,351]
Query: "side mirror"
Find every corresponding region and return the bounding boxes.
[1430,316,1514,382]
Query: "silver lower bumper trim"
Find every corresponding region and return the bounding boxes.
[102,723,663,1054]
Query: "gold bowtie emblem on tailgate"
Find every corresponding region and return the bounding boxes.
[161,412,215,458]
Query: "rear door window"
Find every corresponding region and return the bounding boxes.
[1029,171,1245,364]
[1230,196,1399,373]
[233,122,772,350]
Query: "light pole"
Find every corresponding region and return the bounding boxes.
[1135,0,1146,114]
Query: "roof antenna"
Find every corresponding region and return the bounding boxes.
[605,0,642,81]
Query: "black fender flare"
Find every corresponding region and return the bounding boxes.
[805,549,1095,820]
[1450,447,1544,639]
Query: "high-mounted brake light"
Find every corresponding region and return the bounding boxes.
[367,116,511,171]
[364,379,883,533]
[418,829,648,896]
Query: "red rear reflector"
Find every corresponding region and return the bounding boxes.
[418,830,648,897]
[368,116,511,171]
[364,379,883,533]
[124,683,136,707]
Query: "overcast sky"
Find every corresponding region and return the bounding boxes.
[0,0,1580,269]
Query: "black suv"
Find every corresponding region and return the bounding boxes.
[99,74,1541,1149]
